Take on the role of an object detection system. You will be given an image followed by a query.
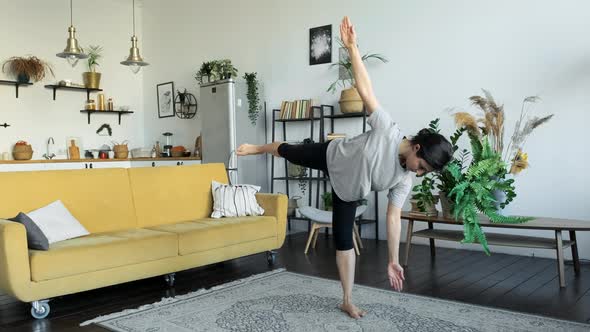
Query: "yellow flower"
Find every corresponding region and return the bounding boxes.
[510,149,529,174]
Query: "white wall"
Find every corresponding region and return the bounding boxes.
[141,0,588,260]
[0,0,145,158]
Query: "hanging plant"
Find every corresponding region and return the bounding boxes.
[243,72,261,125]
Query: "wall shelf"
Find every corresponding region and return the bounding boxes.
[45,85,102,100]
[323,111,366,119]
[80,110,133,125]
[0,80,33,98]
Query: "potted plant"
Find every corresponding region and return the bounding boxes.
[2,56,54,83]
[243,72,261,125]
[287,161,308,195]
[410,174,439,216]
[454,91,553,212]
[218,59,238,79]
[83,45,103,89]
[195,61,213,84]
[423,118,470,218]
[445,129,534,255]
[327,39,387,113]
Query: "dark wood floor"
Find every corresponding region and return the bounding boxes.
[1,232,589,331]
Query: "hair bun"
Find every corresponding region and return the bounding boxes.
[418,128,431,136]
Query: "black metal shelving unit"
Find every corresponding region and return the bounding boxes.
[270,104,380,241]
[45,85,102,100]
[0,80,33,98]
[320,104,379,241]
[270,106,324,231]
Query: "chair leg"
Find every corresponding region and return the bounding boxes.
[352,235,360,255]
[555,230,566,288]
[569,230,581,275]
[304,224,317,254]
[353,224,363,249]
[311,226,321,249]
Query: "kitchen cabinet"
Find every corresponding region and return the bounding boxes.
[0,159,201,172]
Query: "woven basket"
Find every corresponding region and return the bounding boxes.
[114,151,129,159]
[13,144,32,153]
[113,144,129,159]
[13,150,33,160]
[113,144,128,152]
[339,87,364,113]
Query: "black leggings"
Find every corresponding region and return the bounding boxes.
[278,142,358,251]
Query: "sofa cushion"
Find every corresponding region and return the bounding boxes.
[27,200,90,244]
[0,168,138,233]
[8,212,49,250]
[30,228,177,282]
[128,164,229,228]
[211,181,265,218]
[148,216,277,256]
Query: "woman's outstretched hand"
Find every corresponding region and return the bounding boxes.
[388,261,405,292]
[340,16,357,50]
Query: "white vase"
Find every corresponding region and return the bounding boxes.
[492,175,514,215]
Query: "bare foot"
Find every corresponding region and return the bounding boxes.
[340,302,367,319]
[236,143,260,156]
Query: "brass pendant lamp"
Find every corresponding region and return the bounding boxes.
[121,0,149,74]
[56,0,88,67]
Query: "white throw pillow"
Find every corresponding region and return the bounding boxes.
[27,200,90,244]
[211,181,265,218]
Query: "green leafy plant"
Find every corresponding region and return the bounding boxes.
[200,59,238,82]
[322,192,333,210]
[86,45,103,72]
[195,61,213,84]
[243,72,260,125]
[411,174,437,212]
[447,133,533,255]
[327,39,388,93]
[217,59,238,79]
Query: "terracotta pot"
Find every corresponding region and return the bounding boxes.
[339,87,364,113]
[83,72,101,89]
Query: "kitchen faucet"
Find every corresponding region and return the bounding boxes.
[43,137,56,160]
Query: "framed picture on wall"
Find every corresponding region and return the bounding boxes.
[157,81,175,118]
[309,24,332,65]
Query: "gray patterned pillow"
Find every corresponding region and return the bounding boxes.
[8,212,49,250]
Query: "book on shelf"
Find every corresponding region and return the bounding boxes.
[279,99,313,119]
[326,133,346,140]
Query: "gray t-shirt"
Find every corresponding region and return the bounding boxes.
[325,108,413,208]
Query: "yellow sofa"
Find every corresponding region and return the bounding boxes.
[0,163,287,319]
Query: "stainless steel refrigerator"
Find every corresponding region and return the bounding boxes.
[200,78,268,192]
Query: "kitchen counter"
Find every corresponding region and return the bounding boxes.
[0,157,202,164]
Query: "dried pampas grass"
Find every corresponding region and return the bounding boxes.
[454,112,481,137]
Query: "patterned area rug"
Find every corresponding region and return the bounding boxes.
[81,269,589,332]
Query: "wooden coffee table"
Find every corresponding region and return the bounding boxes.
[401,212,589,287]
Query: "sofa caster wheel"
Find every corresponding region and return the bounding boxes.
[31,300,50,319]
[266,251,277,265]
[164,273,176,287]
